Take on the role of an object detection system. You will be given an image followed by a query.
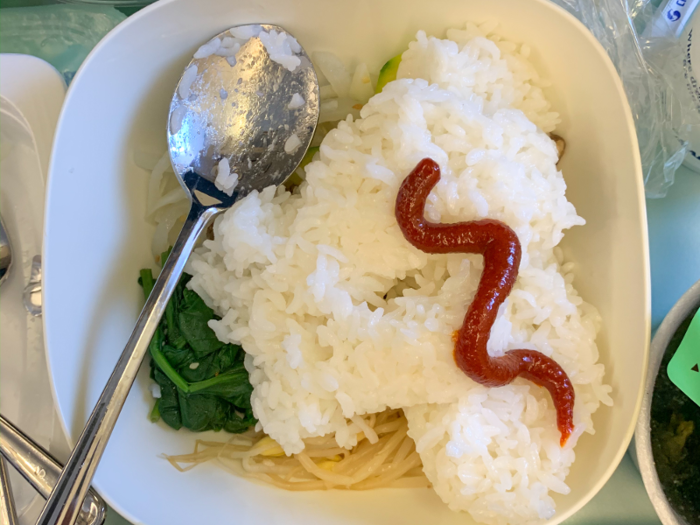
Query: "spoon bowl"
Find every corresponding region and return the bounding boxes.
[168,24,319,202]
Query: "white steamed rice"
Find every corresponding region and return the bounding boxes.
[185,21,612,525]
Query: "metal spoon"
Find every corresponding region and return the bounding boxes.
[0,414,106,525]
[0,219,104,524]
[0,456,17,525]
[0,216,11,287]
[36,24,319,525]
[0,216,17,525]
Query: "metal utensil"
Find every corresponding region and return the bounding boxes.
[0,216,11,287]
[37,24,319,525]
[0,457,18,525]
[0,215,17,525]
[0,219,90,524]
[22,255,42,317]
[0,415,105,525]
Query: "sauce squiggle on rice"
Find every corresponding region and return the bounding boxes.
[395,158,575,446]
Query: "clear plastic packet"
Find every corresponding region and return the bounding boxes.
[552,0,700,198]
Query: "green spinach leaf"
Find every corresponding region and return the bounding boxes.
[178,289,224,358]
[153,367,182,430]
[179,393,230,432]
[178,344,242,383]
[138,256,256,435]
[224,409,257,433]
[189,367,254,408]
[162,344,196,370]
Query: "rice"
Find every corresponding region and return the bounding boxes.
[226,25,302,72]
[177,64,198,99]
[258,29,302,71]
[186,21,611,525]
[214,158,238,196]
[284,133,302,154]
[288,93,305,109]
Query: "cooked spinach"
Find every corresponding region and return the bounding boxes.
[178,288,225,358]
[139,252,256,434]
[650,306,700,525]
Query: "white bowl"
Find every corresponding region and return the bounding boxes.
[43,0,650,523]
[633,280,700,525]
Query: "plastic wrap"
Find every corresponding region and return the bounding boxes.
[553,0,700,198]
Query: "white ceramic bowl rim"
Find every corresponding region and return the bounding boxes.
[42,0,650,524]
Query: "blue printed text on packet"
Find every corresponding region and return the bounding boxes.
[648,0,700,38]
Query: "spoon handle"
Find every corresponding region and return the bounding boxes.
[0,414,106,525]
[0,457,18,525]
[36,201,218,525]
